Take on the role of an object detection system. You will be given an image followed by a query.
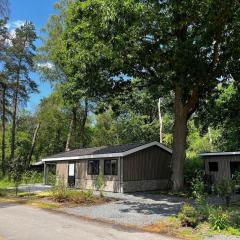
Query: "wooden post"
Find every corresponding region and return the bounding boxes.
[44,162,48,185]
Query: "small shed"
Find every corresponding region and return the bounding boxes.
[42,141,172,193]
[200,152,240,184]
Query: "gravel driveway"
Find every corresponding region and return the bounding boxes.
[62,192,186,226]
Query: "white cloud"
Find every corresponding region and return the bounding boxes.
[37,62,54,69]
[6,20,25,30]
[5,20,26,39]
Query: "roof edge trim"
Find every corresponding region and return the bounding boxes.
[42,141,172,162]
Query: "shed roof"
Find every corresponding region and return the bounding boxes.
[42,141,172,162]
[200,151,240,157]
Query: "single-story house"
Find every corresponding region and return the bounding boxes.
[42,141,172,193]
[200,151,240,184]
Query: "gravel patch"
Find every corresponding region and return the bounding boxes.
[206,234,240,240]
[62,192,186,226]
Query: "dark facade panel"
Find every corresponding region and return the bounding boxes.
[123,146,171,181]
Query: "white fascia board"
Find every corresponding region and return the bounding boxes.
[42,153,123,162]
[200,152,240,157]
[42,141,172,162]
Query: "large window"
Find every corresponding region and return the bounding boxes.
[209,162,218,172]
[104,159,118,175]
[88,160,99,175]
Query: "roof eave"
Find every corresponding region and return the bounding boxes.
[200,152,240,157]
[42,141,172,162]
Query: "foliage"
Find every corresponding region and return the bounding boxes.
[184,156,204,188]
[96,174,105,197]
[178,203,200,228]
[52,178,95,203]
[22,171,42,196]
[214,179,235,206]
[209,207,231,230]
[9,155,26,196]
[52,178,69,202]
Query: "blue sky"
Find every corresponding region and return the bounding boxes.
[9,0,57,112]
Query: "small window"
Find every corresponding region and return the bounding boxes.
[104,159,118,175]
[88,160,99,175]
[209,162,218,172]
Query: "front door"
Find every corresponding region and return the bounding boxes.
[68,162,75,187]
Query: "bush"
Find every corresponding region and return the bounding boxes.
[96,174,105,197]
[178,203,200,228]
[230,211,240,229]
[214,179,235,206]
[52,178,70,202]
[68,189,94,204]
[209,207,230,230]
[184,155,204,188]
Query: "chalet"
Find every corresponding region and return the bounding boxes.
[42,141,172,193]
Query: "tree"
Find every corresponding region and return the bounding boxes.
[4,22,38,162]
[9,154,26,196]
[59,0,240,190]
[0,0,8,17]
[0,18,10,175]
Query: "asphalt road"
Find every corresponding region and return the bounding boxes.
[0,202,173,240]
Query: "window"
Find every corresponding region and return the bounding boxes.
[104,159,118,175]
[88,160,99,175]
[209,162,218,172]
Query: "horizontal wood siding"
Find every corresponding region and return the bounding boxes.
[204,155,240,182]
[123,146,171,181]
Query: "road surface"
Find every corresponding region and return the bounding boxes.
[0,202,174,240]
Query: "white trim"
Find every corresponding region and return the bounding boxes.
[200,152,240,157]
[42,141,172,162]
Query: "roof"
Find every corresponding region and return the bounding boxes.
[200,151,240,157]
[42,141,172,162]
[31,161,44,166]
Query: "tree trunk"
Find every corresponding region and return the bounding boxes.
[1,84,6,175]
[10,73,20,161]
[171,87,188,192]
[27,122,41,165]
[79,99,88,148]
[65,117,74,152]
[158,98,163,143]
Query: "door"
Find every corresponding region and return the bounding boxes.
[68,162,75,187]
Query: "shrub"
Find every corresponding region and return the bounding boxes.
[230,211,240,229]
[214,179,235,206]
[178,203,200,228]
[52,178,70,202]
[184,155,204,188]
[69,189,94,204]
[96,174,105,197]
[209,207,230,230]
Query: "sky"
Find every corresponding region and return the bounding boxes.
[9,0,57,112]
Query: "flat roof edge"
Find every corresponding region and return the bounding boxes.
[200,152,240,157]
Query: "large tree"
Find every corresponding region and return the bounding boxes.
[57,0,240,190]
[5,22,38,161]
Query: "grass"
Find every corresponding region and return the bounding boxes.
[143,217,204,240]
[0,178,14,189]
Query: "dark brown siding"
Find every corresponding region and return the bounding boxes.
[204,154,240,182]
[123,146,171,181]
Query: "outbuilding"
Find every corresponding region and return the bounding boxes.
[42,141,172,193]
[200,152,240,184]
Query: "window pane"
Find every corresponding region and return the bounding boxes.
[68,163,75,176]
[104,160,111,175]
[111,160,117,175]
[88,160,99,175]
[209,162,218,172]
